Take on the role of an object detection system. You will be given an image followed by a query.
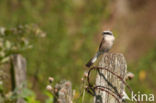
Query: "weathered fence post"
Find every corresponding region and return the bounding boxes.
[54,80,73,103]
[11,54,27,103]
[94,53,127,103]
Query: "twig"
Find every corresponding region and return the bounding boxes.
[93,86,121,103]
[94,66,132,92]
[86,66,140,103]
[87,67,122,98]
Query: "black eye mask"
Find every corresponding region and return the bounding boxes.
[103,32,112,35]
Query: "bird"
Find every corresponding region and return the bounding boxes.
[86,30,115,68]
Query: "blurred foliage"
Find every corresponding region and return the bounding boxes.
[44,91,53,103]
[127,46,156,97]
[1,0,110,102]
[0,0,110,92]
[0,24,46,102]
[0,24,45,63]
[0,0,155,103]
[0,83,40,103]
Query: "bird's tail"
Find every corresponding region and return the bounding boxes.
[86,52,101,68]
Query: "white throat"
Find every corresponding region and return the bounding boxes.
[104,35,115,42]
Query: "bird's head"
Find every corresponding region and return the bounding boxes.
[102,31,113,36]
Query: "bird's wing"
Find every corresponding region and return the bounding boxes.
[98,37,105,51]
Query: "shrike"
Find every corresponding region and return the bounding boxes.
[86,31,115,67]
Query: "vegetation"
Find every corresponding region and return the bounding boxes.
[0,24,45,103]
[0,0,155,103]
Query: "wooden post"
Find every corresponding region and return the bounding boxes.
[95,53,127,103]
[54,80,73,103]
[11,54,27,103]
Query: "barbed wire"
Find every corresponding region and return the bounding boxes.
[85,66,140,103]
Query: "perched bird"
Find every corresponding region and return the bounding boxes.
[86,30,115,67]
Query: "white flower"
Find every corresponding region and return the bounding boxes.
[46,85,52,91]
[0,27,5,35]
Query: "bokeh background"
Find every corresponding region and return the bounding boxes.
[0,0,156,103]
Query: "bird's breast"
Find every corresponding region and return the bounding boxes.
[104,35,115,42]
[104,36,115,49]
